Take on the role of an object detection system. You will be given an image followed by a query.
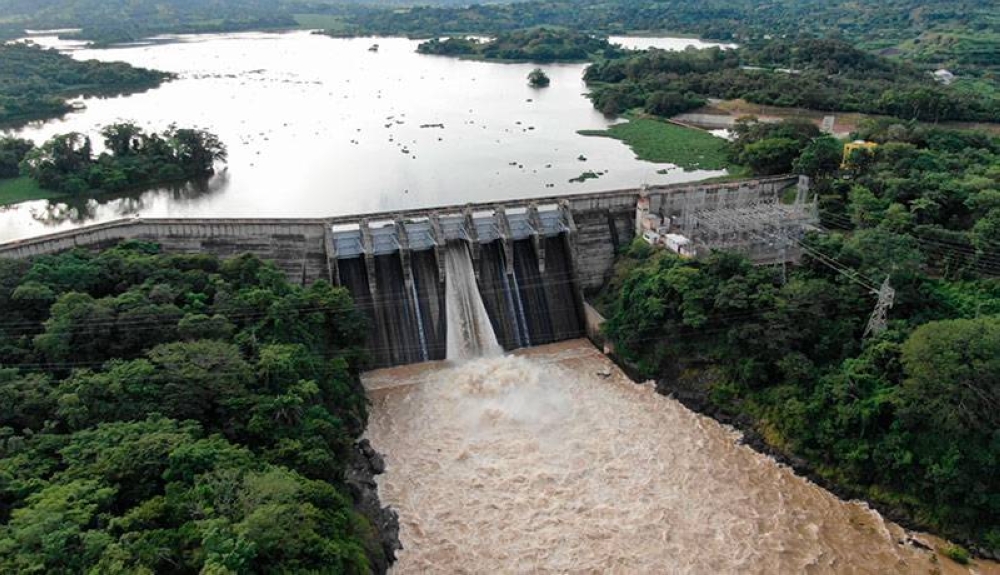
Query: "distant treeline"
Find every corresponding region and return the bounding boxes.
[0,43,168,124]
[3,0,996,70]
[417,28,624,62]
[0,0,298,46]
[2,0,996,83]
[1,122,226,195]
[584,39,1000,122]
[333,0,999,75]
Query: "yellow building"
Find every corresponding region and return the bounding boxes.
[842,140,878,169]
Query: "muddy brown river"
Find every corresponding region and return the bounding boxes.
[363,340,997,575]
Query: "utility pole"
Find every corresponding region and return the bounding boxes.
[776,226,790,285]
[864,275,895,338]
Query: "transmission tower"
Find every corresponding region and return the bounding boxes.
[863,276,895,338]
[693,208,896,338]
[670,186,899,338]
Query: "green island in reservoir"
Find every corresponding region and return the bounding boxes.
[578,116,733,171]
[0,43,170,125]
[0,124,226,207]
[416,28,625,62]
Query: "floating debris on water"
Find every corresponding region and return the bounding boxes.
[569,170,602,183]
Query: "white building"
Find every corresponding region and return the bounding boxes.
[933,69,956,85]
[663,234,695,258]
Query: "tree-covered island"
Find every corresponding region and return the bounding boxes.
[0,123,226,206]
[417,28,625,62]
[0,43,170,125]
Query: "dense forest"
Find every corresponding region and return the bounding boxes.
[0,243,397,573]
[598,120,1000,554]
[417,28,622,62]
[1,0,996,81]
[0,0,299,45]
[335,0,1000,77]
[3,123,226,195]
[583,38,1000,122]
[0,44,168,124]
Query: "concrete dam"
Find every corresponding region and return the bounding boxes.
[0,175,811,367]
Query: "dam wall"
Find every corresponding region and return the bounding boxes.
[0,175,803,368]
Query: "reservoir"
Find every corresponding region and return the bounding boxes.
[1,31,726,241]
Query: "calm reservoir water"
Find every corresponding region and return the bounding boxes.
[1,31,728,242]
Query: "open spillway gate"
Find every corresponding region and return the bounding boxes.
[331,204,586,367]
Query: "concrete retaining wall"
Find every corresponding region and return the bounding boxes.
[582,301,607,347]
[0,218,332,285]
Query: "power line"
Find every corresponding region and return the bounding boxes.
[3,298,875,375]
[0,225,903,370]
[0,267,599,334]
[817,211,1000,276]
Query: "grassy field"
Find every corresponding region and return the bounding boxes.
[578,115,732,171]
[0,176,64,206]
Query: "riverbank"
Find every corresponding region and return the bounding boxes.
[678,99,1000,137]
[346,438,402,573]
[0,176,64,206]
[583,310,999,568]
[655,361,996,562]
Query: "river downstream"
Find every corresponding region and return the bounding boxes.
[364,340,996,574]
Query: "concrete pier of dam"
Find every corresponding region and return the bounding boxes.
[0,175,810,367]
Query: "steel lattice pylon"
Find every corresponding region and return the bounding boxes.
[864,276,896,338]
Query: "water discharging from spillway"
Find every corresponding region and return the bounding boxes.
[364,340,998,574]
[444,242,502,361]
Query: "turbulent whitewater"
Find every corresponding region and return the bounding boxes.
[364,341,991,574]
[444,243,502,361]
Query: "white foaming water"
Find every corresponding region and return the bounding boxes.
[444,243,502,361]
[363,341,994,575]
